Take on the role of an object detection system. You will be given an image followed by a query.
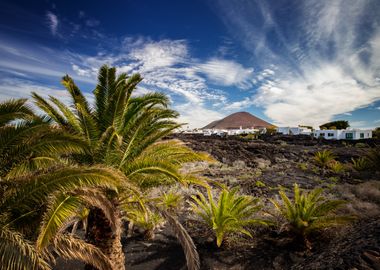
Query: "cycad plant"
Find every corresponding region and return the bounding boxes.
[191,187,267,247]
[351,157,368,171]
[271,183,354,249]
[0,99,123,270]
[314,150,336,169]
[365,146,380,171]
[33,65,207,270]
[328,160,345,174]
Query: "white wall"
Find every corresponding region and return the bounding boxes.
[314,129,372,140]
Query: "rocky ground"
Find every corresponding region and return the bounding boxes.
[56,134,380,270]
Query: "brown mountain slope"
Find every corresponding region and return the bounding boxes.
[202,112,275,129]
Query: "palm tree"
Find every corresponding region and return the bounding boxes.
[314,150,336,170]
[271,183,355,249]
[0,99,123,270]
[191,187,267,247]
[33,65,207,270]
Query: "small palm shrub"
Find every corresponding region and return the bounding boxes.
[298,163,308,171]
[271,183,354,249]
[314,150,336,169]
[328,160,345,174]
[351,157,368,171]
[365,146,380,171]
[157,191,183,212]
[191,187,267,247]
[128,208,164,240]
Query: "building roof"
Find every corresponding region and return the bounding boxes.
[202,111,275,129]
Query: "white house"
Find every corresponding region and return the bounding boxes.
[277,127,312,135]
[314,129,372,140]
[202,126,260,137]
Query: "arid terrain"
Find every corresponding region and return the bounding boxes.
[123,134,380,270]
[56,134,380,270]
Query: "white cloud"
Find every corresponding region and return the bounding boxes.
[254,64,380,127]
[129,40,188,71]
[175,102,225,129]
[213,0,380,127]
[0,78,94,110]
[224,97,254,111]
[196,59,254,89]
[46,11,59,36]
[67,38,231,128]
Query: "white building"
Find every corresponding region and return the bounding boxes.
[202,126,259,137]
[314,129,372,140]
[277,127,312,135]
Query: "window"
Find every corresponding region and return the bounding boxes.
[345,133,353,139]
[360,133,364,139]
[328,133,334,137]
[319,133,325,137]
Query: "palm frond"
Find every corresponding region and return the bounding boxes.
[0,226,50,270]
[158,208,200,270]
[4,166,121,213]
[53,234,113,270]
[0,98,35,126]
[37,193,82,250]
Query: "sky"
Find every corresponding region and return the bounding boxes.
[0,0,380,129]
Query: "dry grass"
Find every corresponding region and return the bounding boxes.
[336,181,380,218]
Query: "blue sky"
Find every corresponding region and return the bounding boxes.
[0,0,380,128]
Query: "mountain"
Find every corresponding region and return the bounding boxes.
[202,112,275,129]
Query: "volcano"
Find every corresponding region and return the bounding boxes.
[202,112,275,129]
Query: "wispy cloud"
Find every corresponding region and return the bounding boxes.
[67,37,257,127]
[196,59,254,89]
[212,0,380,127]
[224,97,254,111]
[0,36,249,128]
[0,77,94,110]
[46,11,58,36]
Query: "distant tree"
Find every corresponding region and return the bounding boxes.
[266,127,277,135]
[319,120,349,130]
[372,127,380,138]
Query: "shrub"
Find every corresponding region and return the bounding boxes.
[157,191,183,212]
[365,146,380,171]
[191,187,267,247]
[270,183,354,249]
[314,150,336,169]
[328,160,345,174]
[355,142,367,148]
[298,163,308,171]
[351,157,368,171]
[127,208,164,240]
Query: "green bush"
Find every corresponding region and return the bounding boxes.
[355,143,367,148]
[271,183,354,249]
[314,150,336,169]
[298,163,308,171]
[365,146,380,171]
[351,157,368,171]
[328,160,345,174]
[191,187,267,247]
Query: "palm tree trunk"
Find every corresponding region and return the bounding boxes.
[85,206,125,270]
